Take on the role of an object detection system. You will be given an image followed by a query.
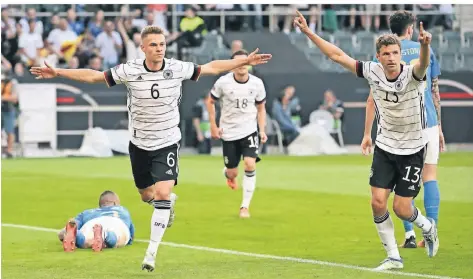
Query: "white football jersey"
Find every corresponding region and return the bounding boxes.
[104,58,201,151]
[357,61,428,155]
[210,73,266,141]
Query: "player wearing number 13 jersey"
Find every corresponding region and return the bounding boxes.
[294,9,438,271]
[30,26,272,272]
[207,50,268,219]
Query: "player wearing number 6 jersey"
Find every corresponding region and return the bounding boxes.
[206,50,268,219]
[30,26,272,272]
[294,10,439,270]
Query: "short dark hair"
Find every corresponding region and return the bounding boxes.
[375,34,401,53]
[389,10,416,36]
[141,26,165,40]
[231,49,249,59]
[99,190,116,206]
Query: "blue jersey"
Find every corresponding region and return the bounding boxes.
[373,39,441,127]
[74,205,135,244]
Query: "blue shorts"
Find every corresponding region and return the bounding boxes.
[2,109,17,134]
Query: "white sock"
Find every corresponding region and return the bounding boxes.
[147,200,171,256]
[374,211,400,259]
[408,207,432,233]
[405,230,416,239]
[241,170,256,209]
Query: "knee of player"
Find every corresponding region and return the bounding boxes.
[140,190,155,203]
[225,168,238,179]
[243,158,256,171]
[392,200,412,220]
[370,196,387,212]
[422,164,437,182]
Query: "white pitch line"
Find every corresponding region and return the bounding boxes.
[2,223,461,279]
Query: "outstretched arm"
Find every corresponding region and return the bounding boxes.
[413,22,432,80]
[294,10,357,75]
[200,48,272,76]
[30,61,106,84]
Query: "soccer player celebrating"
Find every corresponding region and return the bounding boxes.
[362,10,443,249]
[294,11,439,270]
[59,191,135,252]
[31,26,272,272]
[206,49,268,219]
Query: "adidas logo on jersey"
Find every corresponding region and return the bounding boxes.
[408,185,416,191]
[166,169,173,175]
[137,76,143,81]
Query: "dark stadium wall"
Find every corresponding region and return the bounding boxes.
[17,72,473,149]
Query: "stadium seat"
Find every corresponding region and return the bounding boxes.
[355,31,376,54]
[333,31,355,53]
[441,31,463,52]
[309,109,344,147]
[440,53,459,72]
[464,31,473,47]
[264,114,284,154]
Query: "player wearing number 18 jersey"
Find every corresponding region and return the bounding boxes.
[30,26,272,271]
[207,50,268,218]
[294,10,438,270]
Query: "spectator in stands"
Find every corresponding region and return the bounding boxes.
[68,55,80,69]
[19,8,44,35]
[87,10,104,37]
[147,4,168,34]
[1,7,17,39]
[47,18,79,63]
[95,20,123,69]
[272,85,300,146]
[88,55,103,71]
[192,94,212,154]
[18,19,44,67]
[1,8,19,67]
[43,13,60,39]
[231,40,243,53]
[318,89,344,144]
[67,8,85,35]
[167,6,207,59]
[75,29,97,68]
[1,69,19,158]
[117,18,144,61]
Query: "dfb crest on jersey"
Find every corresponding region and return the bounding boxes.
[163,69,173,80]
[394,80,403,91]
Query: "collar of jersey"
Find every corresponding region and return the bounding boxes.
[386,64,404,82]
[233,73,249,84]
[143,59,165,72]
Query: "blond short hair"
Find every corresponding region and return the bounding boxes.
[141,26,165,40]
[375,34,401,53]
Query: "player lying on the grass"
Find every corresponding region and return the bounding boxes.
[294,11,439,270]
[206,49,268,219]
[362,10,444,249]
[31,25,271,272]
[58,191,135,252]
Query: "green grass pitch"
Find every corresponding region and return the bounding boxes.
[2,152,472,279]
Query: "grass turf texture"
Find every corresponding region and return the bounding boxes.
[2,153,472,279]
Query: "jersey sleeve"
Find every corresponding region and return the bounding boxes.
[128,222,135,245]
[355,61,372,80]
[409,65,427,83]
[73,212,84,229]
[255,81,267,104]
[182,61,201,81]
[210,79,223,100]
[192,104,203,118]
[429,47,441,78]
[104,64,128,87]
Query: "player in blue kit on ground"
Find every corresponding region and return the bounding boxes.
[362,10,443,248]
[58,191,136,252]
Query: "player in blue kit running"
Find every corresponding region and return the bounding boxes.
[361,10,443,249]
[58,191,136,252]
